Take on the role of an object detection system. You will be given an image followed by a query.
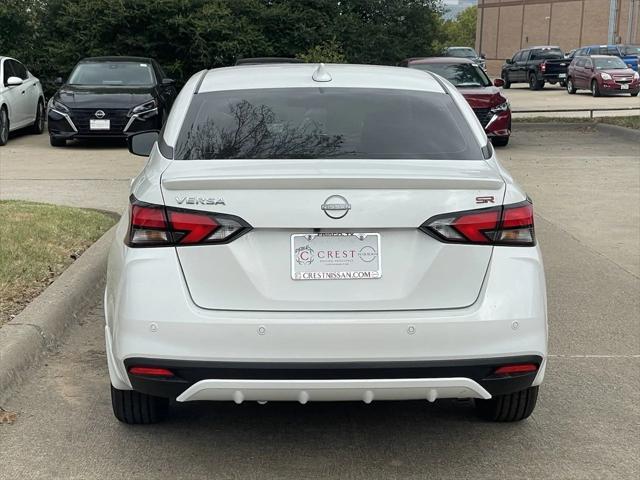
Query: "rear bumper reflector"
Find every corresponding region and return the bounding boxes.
[129,366,174,377]
[494,363,538,375]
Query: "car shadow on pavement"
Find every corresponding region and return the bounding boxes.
[62,138,127,149]
[7,127,126,149]
[7,127,44,143]
[168,397,482,425]
[108,399,533,477]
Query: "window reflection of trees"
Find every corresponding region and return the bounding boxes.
[439,65,485,86]
[176,100,345,159]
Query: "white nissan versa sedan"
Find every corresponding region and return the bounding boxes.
[105,63,548,424]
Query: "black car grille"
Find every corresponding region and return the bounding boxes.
[612,75,633,84]
[68,108,130,135]
[473,107,493,128]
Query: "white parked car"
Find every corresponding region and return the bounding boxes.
[0,56,45,146]
[106,63,548,424]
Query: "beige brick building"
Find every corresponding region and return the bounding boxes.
[476,0,640,74]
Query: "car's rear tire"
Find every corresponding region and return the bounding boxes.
[502,72,511,89]
[528,74,544,91]
[110,385,169,424]
[31,100,45,134]
[0,107,8,146]
[566,78,577,94]
[631,91,639,97]
[475,386,539,422]
[49,135,66,147]
[591,80,601,97]
[491,136,509,147]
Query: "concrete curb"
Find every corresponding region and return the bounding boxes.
[0,225,116,403]
[512,123,595,136]
[514,121,640,143]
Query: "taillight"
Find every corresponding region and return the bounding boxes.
[421,200,535,246]
[540,62,547,72]
[497,202,535,244]
[129,202,171,246]
[127,196,251,247]
[167,210,220,244]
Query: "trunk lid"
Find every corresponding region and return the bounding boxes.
[161,159,505,311]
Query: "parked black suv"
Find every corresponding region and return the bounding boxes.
[501,46,570,90]
[47,56,177,146]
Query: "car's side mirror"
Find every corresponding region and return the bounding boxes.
[481,53,486,59]
[6,76,23,86]
[162,78,176,86]
[493,78,505,87]
[128,131,159,157]
[505,59,513,64]
[54,77,64,86]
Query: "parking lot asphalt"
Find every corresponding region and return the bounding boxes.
[501,124,640,277]
[0,133,144,213]
[0,124,639,479]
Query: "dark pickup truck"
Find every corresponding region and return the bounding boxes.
[501,46,570,90]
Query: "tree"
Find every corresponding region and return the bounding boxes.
[0,0,46,61]
[297,38,346,63]
[0,0,446,95]
[441,6,477,50]
[334,0,445,64]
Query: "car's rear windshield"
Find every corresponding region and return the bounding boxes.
[410,63,491,88]
[174,88,481,161]
[68,62,155,86]
[620,45,640,55]
[447,48,477,58]
[594,57,628,69]
[530,48,564,60]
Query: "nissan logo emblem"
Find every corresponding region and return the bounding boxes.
[94,110,106,119]
[321,195,351,219]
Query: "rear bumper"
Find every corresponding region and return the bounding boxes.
[542,73,567,83]
[123,356,542,401]
[105,237,548,399]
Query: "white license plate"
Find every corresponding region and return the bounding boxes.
[621,84,629,90]
[90,119,110,130]
[558,73,567,79]
[291,233,381,280]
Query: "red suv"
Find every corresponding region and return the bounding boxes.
[401,57,511,146]
[567,55,640,97]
